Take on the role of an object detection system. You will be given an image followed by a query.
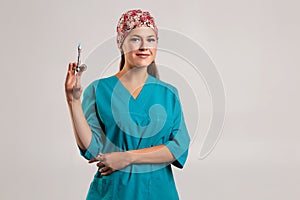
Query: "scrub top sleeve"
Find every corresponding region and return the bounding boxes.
[165,88,191,169]
[78,80,104,160]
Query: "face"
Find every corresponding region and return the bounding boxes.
[121,26,158,68]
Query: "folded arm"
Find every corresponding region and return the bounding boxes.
[127,144,175,164]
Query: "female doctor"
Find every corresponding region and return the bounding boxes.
[65,9,190,200]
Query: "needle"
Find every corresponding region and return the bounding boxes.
[76,43,82,73]
[76,42,87,74]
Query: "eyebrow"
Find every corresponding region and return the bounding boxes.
[131,34,156,38]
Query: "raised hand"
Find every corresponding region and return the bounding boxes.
[65,62,84,103]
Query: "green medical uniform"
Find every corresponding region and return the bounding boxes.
[78,74,190,200]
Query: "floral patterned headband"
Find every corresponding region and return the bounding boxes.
[116,9,158,51]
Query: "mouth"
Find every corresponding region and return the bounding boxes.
[136,53,150,58]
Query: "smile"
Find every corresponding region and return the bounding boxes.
[136,53,150,58]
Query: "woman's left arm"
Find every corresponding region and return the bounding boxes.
[128,144,175,164]
[88,145,175,175]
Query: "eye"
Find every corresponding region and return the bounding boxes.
[148,38,156,42]
[130,37,140,42]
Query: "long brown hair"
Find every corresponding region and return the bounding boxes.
[119,53,159,79]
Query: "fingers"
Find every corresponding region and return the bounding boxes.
[96,162,105,167]
[68,62,73,71]
[66,62,86,85]
[67,62,77,74]
[100,167,115,176]
[66,62,77,83]
[88,156,115,176]
[72,62,77,71]
[72,64,84,95]
[99,166,110,173]
[88,153,104,163]
[88,158,99,163]
[65,63,74,91]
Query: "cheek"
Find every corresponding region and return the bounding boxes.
[124,43,139,53]
[124,51,136,63]
[151,48,157,56]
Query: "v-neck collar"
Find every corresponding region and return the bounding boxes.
[113,73,151,101]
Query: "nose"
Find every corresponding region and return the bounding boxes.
[139,46,147,51]
[139,38,148,51]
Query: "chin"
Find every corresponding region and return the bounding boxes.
[134,61,152,68]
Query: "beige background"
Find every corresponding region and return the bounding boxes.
[0,0,299,199]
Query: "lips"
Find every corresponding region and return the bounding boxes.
[136,53,150,58]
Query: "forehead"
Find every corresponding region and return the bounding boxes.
[127,26,156,37]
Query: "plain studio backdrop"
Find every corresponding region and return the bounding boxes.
[0,0,299,199]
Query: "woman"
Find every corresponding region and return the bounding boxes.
[65,9,190,200]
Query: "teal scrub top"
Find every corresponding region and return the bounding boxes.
[78,74,190,200]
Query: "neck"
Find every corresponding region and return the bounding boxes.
[117,64,148,83]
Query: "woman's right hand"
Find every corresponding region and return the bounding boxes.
[65,62,84,104]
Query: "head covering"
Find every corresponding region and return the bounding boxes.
[116,9,158,51]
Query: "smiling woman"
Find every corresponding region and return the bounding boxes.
[65,9,190,200]
[120,26,158,73]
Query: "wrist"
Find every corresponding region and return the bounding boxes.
[67,98,81,107]
[125,151,136,165]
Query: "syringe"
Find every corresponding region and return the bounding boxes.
[76,43,87,74]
